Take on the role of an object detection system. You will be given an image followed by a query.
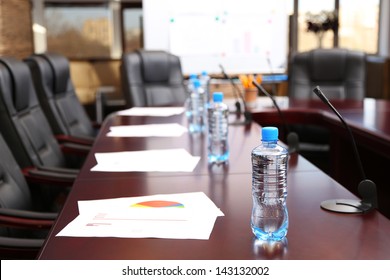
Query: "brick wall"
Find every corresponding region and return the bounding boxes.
[0,0,33,59]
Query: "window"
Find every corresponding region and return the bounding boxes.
[338,0,379,53]
[41,0,381,60]
[122,7,143,52]
[296,0,380,53]
[297,0,335,52]
[45,4,113,58]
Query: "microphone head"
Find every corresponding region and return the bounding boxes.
[312,86,329,103]
[219,64,229,79]
[219,64,225,73]
[312,86,322,96]
[251,80,260,88]
[287,132,299,154]
[252,80,271,99]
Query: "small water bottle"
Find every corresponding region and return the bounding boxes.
[186,73,198,93]
[251,127,288,241]
[187,78,206,134]
[207,92,229,164]
[185,74,197,118]
[199,70,211,103]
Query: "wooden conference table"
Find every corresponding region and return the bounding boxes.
[38,98,390,260]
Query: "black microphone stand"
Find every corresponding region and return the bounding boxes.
[252,80,299,154]
[313,86,377,214]
[219,65,252,125]
[219,64,242,115]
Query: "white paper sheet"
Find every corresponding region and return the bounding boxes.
[107,123,188,137]
[56,214,218,239]
[91,148,200,172]
[117,107,185,117]
[56,192,224,240]
[76,192,224,217]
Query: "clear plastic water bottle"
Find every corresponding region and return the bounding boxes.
[186,73,198,94]
[187,78,206,134]
[207,92,229,164]
[199,70,211,103]
[185,74,197,119]
[251,126,288,241]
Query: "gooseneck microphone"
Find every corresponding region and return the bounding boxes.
[219,64,252,125]
[252,80,299,154]
[219,64,242,115]
[265,53,278,96]
[313,86,377,213]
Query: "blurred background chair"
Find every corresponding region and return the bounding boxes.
[0,134,57,259]
[25,53,97,146]
[288,48,366,172]
[121,50,187,108]
[0,57,88,181]
[289,48,366,100]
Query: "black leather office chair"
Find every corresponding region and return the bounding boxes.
[0,57,87,177]
[288,48,366,171]
[289,48,366,100]
[121,50,187,108]
[0,134,57,259]
[25,53,96,145]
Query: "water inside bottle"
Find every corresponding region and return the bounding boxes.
[188,92,206,133]
[251,151,288,241]
[207,104,229,164]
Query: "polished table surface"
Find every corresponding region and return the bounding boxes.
[254,97,390,146]
[38,101,390,260]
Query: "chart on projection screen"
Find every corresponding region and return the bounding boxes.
[143,0,289,75]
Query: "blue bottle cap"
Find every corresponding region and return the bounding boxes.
[262,127,278,141]
[201,70,208,76]
[189,73,197,79]
[213,92,223,102]
[193,79,201,88]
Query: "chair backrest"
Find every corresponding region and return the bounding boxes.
[0,134,32,212]
[121,50,187,108]
[0,57,67,169]
[25,53,96,138]
[288,48,366,100]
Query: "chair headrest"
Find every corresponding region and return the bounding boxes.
[310,49,349,81]
[40,53,72,94]
[138,51,170,83]
[0,57,35,112]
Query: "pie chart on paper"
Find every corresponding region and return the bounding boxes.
[131,200,184,208]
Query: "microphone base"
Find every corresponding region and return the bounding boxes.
[229,120,251,126]
[229,110,252,126]
[320,199,373,214]
[287,132,299,154]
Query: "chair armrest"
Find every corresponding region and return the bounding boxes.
[96,86,116,124]
[22,167,77,186]
[55,134,94,146]
[92,121,101,129]
[0,236,44,249]
[0,236,44,259]
[60,142,91,156]
[36,165,79,175]
[0,208,56,229]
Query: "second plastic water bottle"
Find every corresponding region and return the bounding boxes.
[251,127,288,241]
[207,92,229,164]
[199,70,211,103]
[187,79,206,133]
